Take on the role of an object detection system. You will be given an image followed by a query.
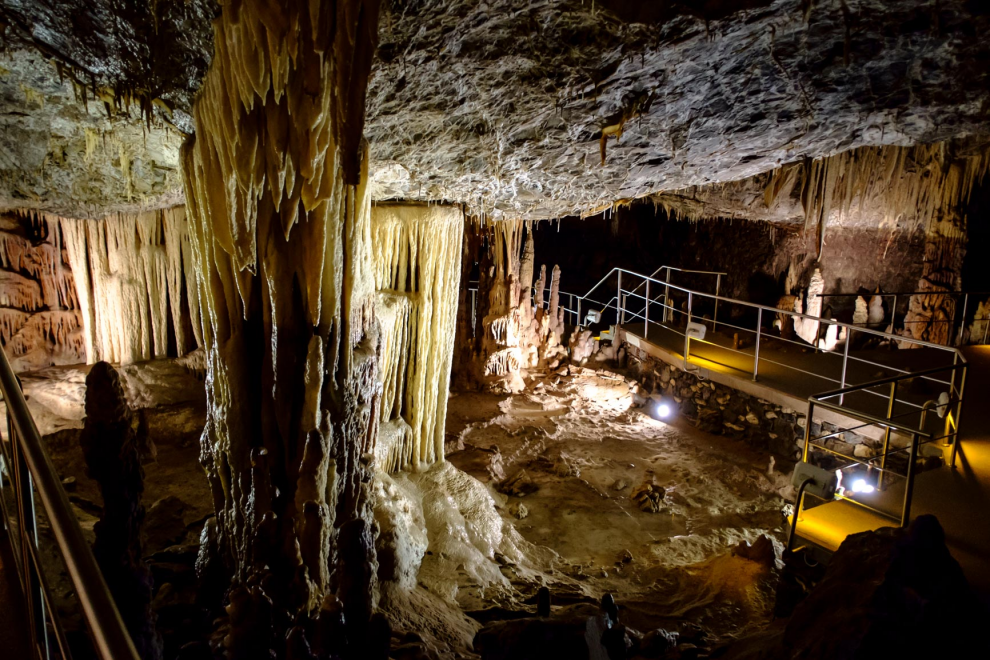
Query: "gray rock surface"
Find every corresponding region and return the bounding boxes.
[367,0,990,219]
[0,0,988,220]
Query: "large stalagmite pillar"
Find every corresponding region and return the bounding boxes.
[180,1,382,657]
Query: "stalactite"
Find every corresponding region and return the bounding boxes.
[56,209,197,365]
[649,139,990,228]
[371,205,462,473]
[179,1,382,657]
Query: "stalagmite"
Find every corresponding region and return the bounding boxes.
[80,362,162,660]
[868,293,885,328]
[457,221,570,391]
[793,268,824,346]
[179,1,382,657]
[371,204,462,473]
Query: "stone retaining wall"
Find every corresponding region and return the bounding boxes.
[624,343,878,463]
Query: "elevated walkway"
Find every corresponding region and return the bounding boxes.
[559,266,986,594]
[620,317,990,595]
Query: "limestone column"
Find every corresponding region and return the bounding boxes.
[179,1,382,657]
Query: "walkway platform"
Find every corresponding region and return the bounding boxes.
[621,321,954,440]
[620,323,990,595]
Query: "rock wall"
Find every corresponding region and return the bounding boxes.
[624,343,882,463]
[0,211,85,371]
[531,204,927,324]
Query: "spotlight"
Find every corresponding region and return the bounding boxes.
[851,478,875,494]
[655,403,671,418]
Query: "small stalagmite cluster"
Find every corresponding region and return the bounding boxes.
[459,220,568,392]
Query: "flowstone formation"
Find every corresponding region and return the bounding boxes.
[179,0,383,657]
[79,361,162,660]
[459,221,567,392]
[0,211,85,371]
[58,207,200,364]
[371,204,463,473]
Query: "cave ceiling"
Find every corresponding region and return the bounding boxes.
[0,0,988,220]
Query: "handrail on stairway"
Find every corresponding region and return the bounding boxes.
[0,345,140,660]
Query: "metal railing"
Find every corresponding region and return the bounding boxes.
[569,268,966,427]
[465,266,726,338]
[786,361,967,552]
[466,267,968,428]
[0,346,140,660]
[816,290,990,346]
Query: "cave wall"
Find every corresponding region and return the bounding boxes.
[1,206,201,371]
[0,211,84,371]
[531,204,927,323]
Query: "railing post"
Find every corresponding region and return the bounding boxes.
[901,432,919,526]
[644,280,650,337]
[664,268,671,324]
[714,273,721,333]
[617,270,624,325]
[683,291,693,367]
[839,329,851,405]
[12,421,48,659]
[753,308,762,382]
[957,293,969,346]
[577,297,582,328]
[803,402,814,463]
[878,381,898,490]
[891,294,899,330]
[950,363,967,469]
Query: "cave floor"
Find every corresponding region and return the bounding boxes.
[2,358,793,655]
[445,366,790,641]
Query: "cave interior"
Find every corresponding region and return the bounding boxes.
[0,1,989,660]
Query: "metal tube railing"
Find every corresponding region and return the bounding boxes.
[0,345,141,660]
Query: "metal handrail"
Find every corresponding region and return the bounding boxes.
[787,360,967,553]
[569,267,967,448]
[0,346,140,660]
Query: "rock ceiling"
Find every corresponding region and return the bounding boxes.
[0,0,988,220]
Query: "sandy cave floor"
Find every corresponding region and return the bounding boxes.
[1,358,793,656]
[443,366,792,643]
